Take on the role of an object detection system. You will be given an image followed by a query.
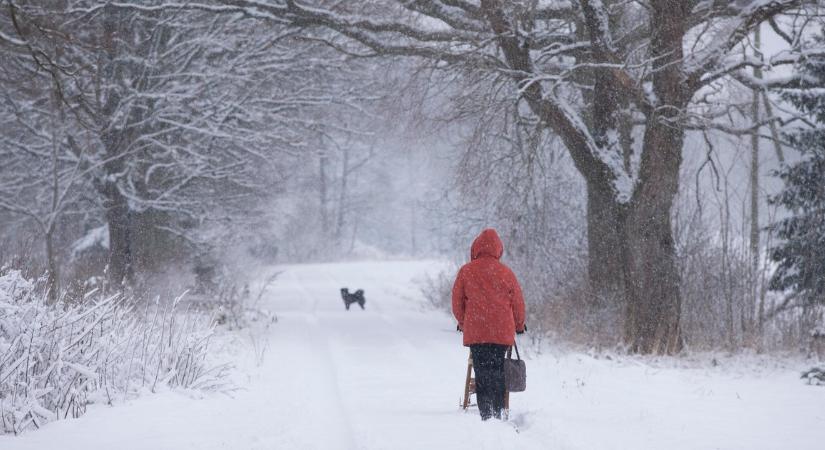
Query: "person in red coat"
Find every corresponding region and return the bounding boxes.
[452,228,526,420]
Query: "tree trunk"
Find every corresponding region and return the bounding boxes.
[748,26,762,344]
[616,0,688,355]
[585,48,629,302]
[480,0,686,353]
[104,185,133,288]
[45,230,59,304]
[721,179,735,349]
[335,146,349,244]
[320,151,329,237]
[97,7,133,289]
[586,180,625,301]
[621,120,684,355]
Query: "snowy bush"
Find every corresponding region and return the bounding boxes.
[801,367,825,386]
[420,269,454,311]
[0,269,229,435]
[185,263,278,331]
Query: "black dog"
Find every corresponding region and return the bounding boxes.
[340,288,366,310]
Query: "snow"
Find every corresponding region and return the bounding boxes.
[548,94,636,204]
[0,269,32,305]
[69,225,109,259]
[2,260,824,449]
[0,30,26,47]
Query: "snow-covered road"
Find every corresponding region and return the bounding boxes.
[3,260,824,449]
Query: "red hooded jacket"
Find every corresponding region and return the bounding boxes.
[452,229,526,346]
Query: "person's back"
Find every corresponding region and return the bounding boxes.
[452,228,525,420]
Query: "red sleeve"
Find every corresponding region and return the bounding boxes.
[510,270,526,333]
[451,267,466,330]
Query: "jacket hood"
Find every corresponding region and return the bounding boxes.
[471,228,504,260]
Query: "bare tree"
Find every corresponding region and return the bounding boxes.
[2,1,373,290]
[0,2,94,302]
[4,0,822,352]
[122,0,823,353]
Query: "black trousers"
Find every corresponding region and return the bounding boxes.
[470,344,508,420]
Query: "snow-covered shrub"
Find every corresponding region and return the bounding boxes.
[420,269,454,311]
[186,262,278,331]
[801,367,825,386]
[0,269,229,435]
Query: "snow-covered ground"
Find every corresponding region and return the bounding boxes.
[2,260,824,450]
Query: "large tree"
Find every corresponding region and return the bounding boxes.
[0,1,94,301]
[1,1,369,288]
[769,31,825,312]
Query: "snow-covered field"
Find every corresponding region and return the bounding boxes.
[2,260,824,450]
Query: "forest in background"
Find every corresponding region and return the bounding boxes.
[1,0,825,360]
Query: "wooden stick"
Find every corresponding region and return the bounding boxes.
[462,351,473,409]
[504,345,512,419]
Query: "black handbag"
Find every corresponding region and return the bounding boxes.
[504,340,526,392]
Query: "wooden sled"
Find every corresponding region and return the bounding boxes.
[460,350,510,419]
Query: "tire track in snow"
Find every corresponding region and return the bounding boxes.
[320,265,454,374]
[279,267,360,449]
[313,266,472,425]
[267,262,543,449]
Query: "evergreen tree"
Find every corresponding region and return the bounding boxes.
[769,31,825,308]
